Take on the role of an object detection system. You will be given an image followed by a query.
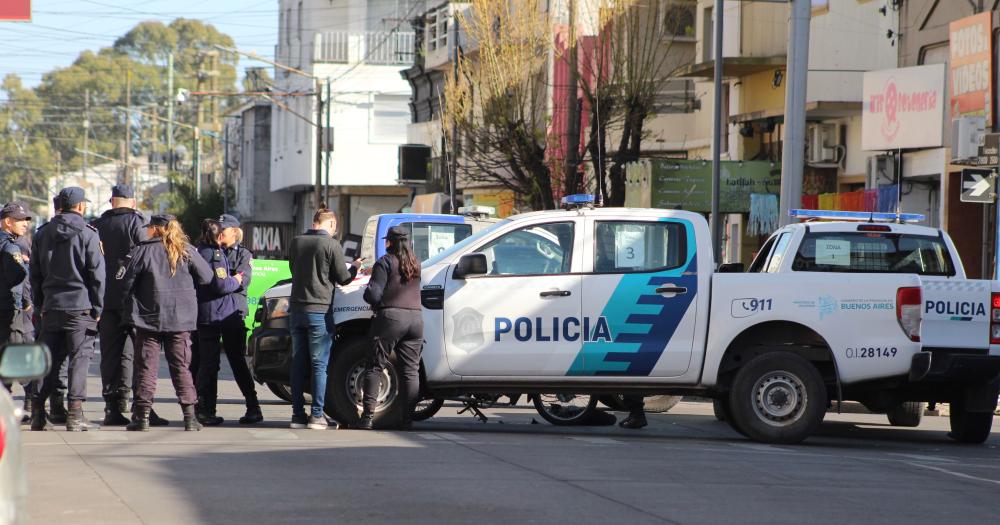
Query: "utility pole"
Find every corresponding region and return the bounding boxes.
[564,0,581,195]
[314,77,325,210]
[195,127,202,198]
[124,69,132,185]
[449,12,459,213]
[223,123,229,213]
[324,80,332,205]
[709,0,723,265]
[778,0,811,226]
[82,89,89,178]
[167,52,174,171]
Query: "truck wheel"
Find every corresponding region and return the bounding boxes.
[729,352,827,444]
[644,395,682,413]
[886,401,923,427]
[412,398,445,422]
[713,397,729,421]
[326,335,403,429]
[265,382,293,403]
[948,395,997,444]
[532,394,598,426]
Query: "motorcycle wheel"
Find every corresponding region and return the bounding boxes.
[532,393,599,426]
[412,398,445,422]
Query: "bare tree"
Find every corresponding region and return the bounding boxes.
[444,0,557,210]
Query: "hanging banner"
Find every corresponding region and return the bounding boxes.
[862,64,946,150]
[949,12,993,125]
[626,159,781,213]
[0,0,30,21]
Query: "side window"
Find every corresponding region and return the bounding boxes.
[477,222,575,276]
[359,218,378,267]
[764,233,791,273]
[594,221,686,273]
[408,222,473,261]
[747,235,777,273]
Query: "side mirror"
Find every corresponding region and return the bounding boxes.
[0,343,51,382]
[453,253,488,279]
[717,262,745,273]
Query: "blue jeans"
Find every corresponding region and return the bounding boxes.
[290,311,333,418]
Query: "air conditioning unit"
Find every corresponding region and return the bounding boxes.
[866,154,896,188]
[950,116,986,163]
[807,123,840,165]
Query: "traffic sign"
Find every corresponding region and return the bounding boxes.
[960,168,997,203]
[975,133,1000,166]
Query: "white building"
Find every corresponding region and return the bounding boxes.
[272,0,417,234]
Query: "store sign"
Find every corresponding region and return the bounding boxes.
[862,64,946,150]
[950,12,993,125]
[636,160,781,213]
[245,222,295,260]
[0,0,30,21]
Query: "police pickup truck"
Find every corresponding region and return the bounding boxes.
[249,211,496,401]
[320,198,1000,444]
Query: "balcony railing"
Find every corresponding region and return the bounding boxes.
[314,31,415,65]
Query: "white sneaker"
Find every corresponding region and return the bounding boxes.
[307,416,330,430]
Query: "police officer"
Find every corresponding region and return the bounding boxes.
[29,187,105,431]
[91,183,153,426]
[194,216,261,425]
[0,202,32,394]
[119,214,213,431]
[359,226,422,430]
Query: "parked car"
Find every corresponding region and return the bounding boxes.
[0,343,52,525]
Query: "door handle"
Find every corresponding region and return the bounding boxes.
[540,290,572,297]
[655,286,688,295]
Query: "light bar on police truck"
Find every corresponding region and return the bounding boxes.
[561,194,595,208]
[789,209,925,223]
[457,205,495,217]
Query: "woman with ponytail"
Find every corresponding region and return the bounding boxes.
[359,226,423,430]
[118,214,214,431]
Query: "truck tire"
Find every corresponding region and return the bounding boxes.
[728,352,827,444]
[948,395,997,444]
[532,394,599,426]
[326,335,404,429]
[266,382,293,403]
[412,397,445,422]
[713,397,729,421]
[886,401,923,427]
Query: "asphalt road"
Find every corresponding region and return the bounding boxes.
[14,361,1000,525]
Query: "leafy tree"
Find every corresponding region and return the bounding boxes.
[156,172,225,239]
[0,74,58,205]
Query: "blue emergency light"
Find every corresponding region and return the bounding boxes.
[561,194,596,208]
[789,209,925,223]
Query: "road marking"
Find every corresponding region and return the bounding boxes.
[248,430,299,440]
[416,433,441,440]
[435,432,467,441]
[568,437,623,445]
[728,443,801,455]
[887,453,955,463]
[88,432,128,442]
[906,462,1000,486]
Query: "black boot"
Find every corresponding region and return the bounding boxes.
[66,401,98,432]
[183,405,202,432]
[196,401,223,426]
[357,413,374,430]
[149,408,170,427]
[102,398,130,426]
[30,403,47,431]
[618,411,648,429]
[126,407,150,432]
[239,404,263,425]
[47,392,68,425]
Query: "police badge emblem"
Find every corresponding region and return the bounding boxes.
[216,267,227,279]
[12,252,22,264]
[451,307,485,350]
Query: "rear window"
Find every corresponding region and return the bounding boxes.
[791,232,955,276]
[404,222,473,261]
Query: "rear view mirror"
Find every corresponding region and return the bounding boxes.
[0,343,51,381]
[453,253,488,279]
[717,263,745,273]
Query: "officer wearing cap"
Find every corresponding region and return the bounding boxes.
[194,215,261,425]
[90,183,157,426]
[0,202,32,393]
[29,187,106,431]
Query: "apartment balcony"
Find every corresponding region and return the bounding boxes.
[313,31,415,65]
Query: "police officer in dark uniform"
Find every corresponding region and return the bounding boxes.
[91,183,152,426]
[29,187,105,431]
[0,202,32,393]
[194,216,261,425]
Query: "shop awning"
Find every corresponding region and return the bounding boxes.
[676,55,786,79]
[727,101,862,124]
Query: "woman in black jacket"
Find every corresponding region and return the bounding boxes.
[359,226,423,430]
[119,215,213,431]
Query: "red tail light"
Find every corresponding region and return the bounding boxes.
[896,287,921,342]
[991,293,1000,345]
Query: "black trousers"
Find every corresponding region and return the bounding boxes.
[196,312,258,412]
[622,395,645,415]
[34,310,97,404]
[98,308,134,402]
[1,309,28,392]
[362,308,423,418]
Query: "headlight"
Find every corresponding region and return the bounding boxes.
[265,297,290,320]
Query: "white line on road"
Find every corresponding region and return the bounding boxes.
[248,429,300,440]
[87,432,128,442]
[887,453,955,463]
[416,433,441,440]
[906,462,1000,486]
[568,437,624,445]
[435,432,468,441]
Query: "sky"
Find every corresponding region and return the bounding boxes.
[0,0,279,88]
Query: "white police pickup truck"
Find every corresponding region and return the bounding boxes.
[324,199,1000,444]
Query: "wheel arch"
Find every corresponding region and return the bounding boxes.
[715,320,838,392]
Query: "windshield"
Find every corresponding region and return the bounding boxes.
[792,231,956,276]
[423,218,513,267]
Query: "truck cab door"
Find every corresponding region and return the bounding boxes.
[572,216,699,377]
[442,220,583,376]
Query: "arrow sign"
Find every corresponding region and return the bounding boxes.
[961,168,997,203]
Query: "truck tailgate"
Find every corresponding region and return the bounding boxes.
[920,279,992,351]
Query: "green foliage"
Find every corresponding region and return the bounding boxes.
[0,74,57,203]
[156,172,225,241]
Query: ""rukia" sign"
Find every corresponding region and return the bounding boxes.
[862,64,946,151]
